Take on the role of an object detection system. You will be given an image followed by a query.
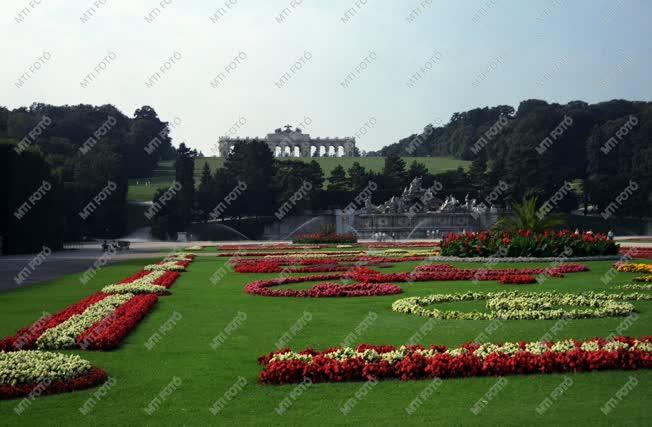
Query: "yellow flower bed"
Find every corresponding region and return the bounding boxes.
[615,263,652,273]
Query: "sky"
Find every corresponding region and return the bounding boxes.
[2,0,651,154]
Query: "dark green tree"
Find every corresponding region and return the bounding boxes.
[327,165,348,191]
[174,143,195,228]
[196,162,214,221]
[382,155,407,193]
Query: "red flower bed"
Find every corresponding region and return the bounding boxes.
[217,244,323,251]
[364,242,440,248]
[0,292,109,351]
[498,275,537,284]
[441,229,618,257]
[0,367,108,400]
[231,255,428,273]
[153,271,182,288]
[622,247,652,259]
[244,274,401,297]
[352,264,589,284]
[77,294,159,350]
[217,251,329,257]
[293,232,357,244]
[258,336,652,384]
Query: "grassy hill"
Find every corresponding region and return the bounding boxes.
[128,156,469,202]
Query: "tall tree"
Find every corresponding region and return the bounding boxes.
[327,165,348,191]
[196,162,213,221]
[174,143,195,229]
[348,162,369,194]
[382,155,407,193]
[223,140,275,217]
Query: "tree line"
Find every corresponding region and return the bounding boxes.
[371,99,651,218]
[1,103,179,253]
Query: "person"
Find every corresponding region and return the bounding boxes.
[607,230,614,241]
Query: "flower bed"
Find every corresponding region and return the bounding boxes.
[293,232,357,244]
[615,263,652,273]
[217,243,324,251]
[244,274,402,298]
[621,246,652,259]
[391,291,651,320]
[0,351,107,399]
[441,230,618,258]
[101,283,169,295]
[364,242,440,248]
[616,284,652,291]
[351,263,588,285]
[153,271,181,288]
[231,255,429,274]
[76,294,158,350]
[0,293,109,351]
[36,294,135,349]
[101,270,180,294]
[0,253,193,352]
[143,261,186,272]
[257,336,652,384]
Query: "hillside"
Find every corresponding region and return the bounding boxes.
[128,156,469,201]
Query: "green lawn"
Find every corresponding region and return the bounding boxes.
[128,156,469,202]
[1,256,651,425]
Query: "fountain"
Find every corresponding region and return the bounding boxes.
[339,177,500,239]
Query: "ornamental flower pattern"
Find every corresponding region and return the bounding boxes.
[0,253,191,353]
[257,337,652,384]
[391,291,652,320]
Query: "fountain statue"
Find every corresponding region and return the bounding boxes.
[345,177,500,239]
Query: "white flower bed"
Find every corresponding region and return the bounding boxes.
[617,284,652,291]
[391,291,651,320]
[101,283,168,295]
[0,351,92,385]
[143,262,185,271]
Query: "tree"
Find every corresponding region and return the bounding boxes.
[327,165,348,191]
[1,143,64,253]
[174,143,195,229]
[348,162,369,193]
[196,162,213,221]
[406,160,429,182]
[382,155,407,193]
[493,196,566,233]
[223,140,276,217]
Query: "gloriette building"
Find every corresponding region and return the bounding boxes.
[217,125,356,157]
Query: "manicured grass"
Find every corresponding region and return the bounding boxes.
[127,156,469,201]
[1,256,651,425]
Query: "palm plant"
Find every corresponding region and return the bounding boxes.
[492,196,566,233]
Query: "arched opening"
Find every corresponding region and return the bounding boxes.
[310,146,317,157]
[283,146,292,157]
[293,146,301,157]
[337,146,345,157]
[328,146,336,156]
[274,146,282,157]
[319,146,326,157]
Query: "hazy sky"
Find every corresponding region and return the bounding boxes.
[2,0,651,154]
